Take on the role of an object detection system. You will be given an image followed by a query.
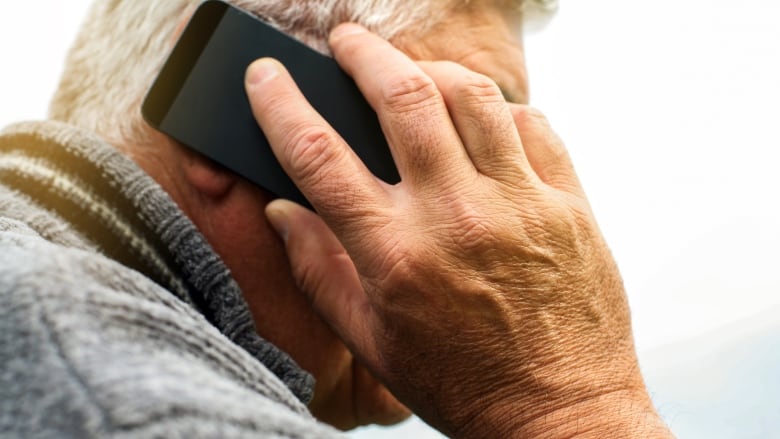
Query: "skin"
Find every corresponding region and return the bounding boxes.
[245,19,674,439]
[130,2,673,436]
[127,3,529,431]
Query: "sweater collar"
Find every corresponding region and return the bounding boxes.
[0,120,314,404]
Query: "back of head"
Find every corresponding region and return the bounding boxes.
[49,0,557,149]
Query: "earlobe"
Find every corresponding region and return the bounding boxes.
[181,146,237,199]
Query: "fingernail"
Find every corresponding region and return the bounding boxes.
[246,58,279,86]
[265,202,290,243]
[330,23,367,43]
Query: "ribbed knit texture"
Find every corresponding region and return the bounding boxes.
[0,121,338,438]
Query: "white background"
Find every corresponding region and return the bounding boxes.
[2,1,778,437]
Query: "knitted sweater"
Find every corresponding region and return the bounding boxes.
[0,120,342,438]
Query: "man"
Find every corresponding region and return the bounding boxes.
[0,0,672,437]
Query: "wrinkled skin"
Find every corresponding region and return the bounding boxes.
[245,23,672,438]
[133,5,531,431]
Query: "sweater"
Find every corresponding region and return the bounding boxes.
[0,120,342,438]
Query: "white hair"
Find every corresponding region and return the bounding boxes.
[49,0,558,148]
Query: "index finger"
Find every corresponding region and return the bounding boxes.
[245,58,391,229]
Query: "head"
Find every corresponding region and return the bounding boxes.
[49,0,557,430]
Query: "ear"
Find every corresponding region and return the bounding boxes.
[162,9,235,199]
[180,143,237,199]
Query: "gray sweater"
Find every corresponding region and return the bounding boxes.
[0,121,342,438]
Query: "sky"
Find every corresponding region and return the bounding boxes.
[1,1,779,437]
[524,0,780,351]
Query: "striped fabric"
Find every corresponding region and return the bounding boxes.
[0,120,314,404]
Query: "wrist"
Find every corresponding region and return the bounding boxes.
[454,387,672,439]
[520,388,672,439]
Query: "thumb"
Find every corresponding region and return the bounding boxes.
[265,199,378,365]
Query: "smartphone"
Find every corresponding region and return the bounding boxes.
[142,0,398,209]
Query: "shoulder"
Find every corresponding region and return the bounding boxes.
[0,224,341,438]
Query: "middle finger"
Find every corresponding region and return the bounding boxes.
[329,23,477,191]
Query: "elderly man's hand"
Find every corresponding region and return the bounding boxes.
[245,23,668,438]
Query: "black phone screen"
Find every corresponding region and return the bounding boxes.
[142,0,398,208]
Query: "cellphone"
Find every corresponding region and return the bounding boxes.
[142,0,398,209]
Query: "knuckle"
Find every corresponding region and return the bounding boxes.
[290,256,320,299]
[513,105,551,129]
[293,250,350,309]
[282,125,341,184]
[381,71,441,114]
[452,71,504,106]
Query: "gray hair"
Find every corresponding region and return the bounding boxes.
[49,0,558,148]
